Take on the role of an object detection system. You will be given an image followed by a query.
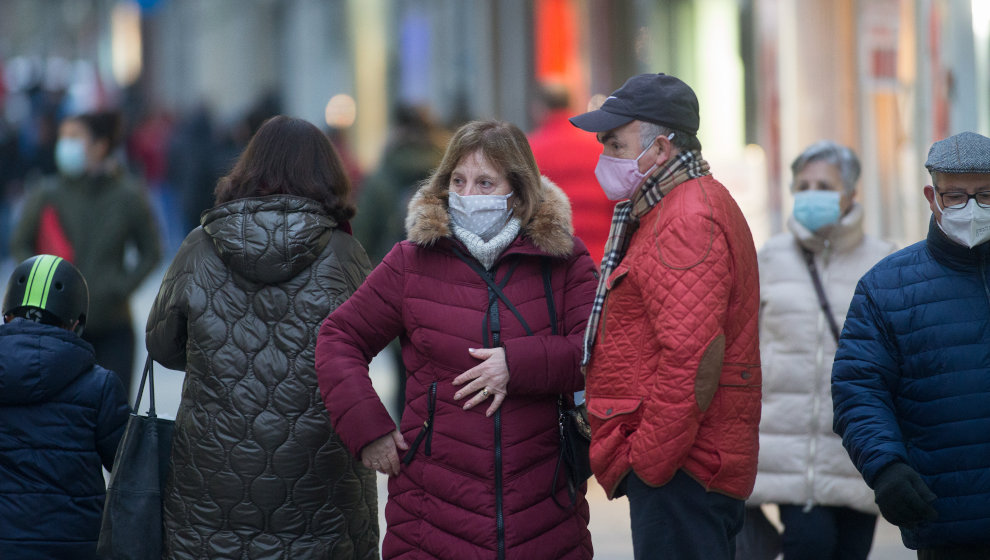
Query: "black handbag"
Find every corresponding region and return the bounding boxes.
[554,396,592,507]
[97,356,175,560]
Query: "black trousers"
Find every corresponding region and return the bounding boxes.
[777,504,876,560]
[83,323,136,403]
[621,469,744,560]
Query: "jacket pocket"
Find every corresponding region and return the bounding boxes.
[587,396,642,421]
[586,396,643,472]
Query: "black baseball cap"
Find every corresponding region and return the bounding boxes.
[570,73,700,135]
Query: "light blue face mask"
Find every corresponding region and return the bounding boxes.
[792,190,841,232]
[55,138,87,177]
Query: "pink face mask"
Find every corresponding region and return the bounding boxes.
[594,133,672,201]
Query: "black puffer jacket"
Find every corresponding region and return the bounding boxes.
[146,195,378,560]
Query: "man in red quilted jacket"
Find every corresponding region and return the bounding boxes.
[571,73,762,559]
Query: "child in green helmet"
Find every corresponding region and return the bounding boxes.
[0,254,131,559]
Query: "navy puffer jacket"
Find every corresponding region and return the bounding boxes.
[0,319,130,559]
[832,217,990,549]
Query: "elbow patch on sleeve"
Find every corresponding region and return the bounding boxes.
[695,334,725,412]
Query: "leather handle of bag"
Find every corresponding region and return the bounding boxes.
[133,355,158,417]
[801,247,841,343]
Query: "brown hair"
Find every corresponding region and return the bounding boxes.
[422,120,542,225]
[213,115,355,223]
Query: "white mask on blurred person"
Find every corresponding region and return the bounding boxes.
[935,197,990,249]
[55,138,87,177]
[448,191,514,241]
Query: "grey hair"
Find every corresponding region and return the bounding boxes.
[790,140,860,195]
[640,121,702,152]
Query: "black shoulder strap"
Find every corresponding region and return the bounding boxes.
[800,247,841,343]
[541,258,557,335]
[451,247,534,336]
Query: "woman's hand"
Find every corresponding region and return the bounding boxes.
[360,429,409,476]
[453,347,509,417]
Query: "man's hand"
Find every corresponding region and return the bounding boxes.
[873,462,938,527]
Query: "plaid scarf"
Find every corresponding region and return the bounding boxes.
[581,149,710,366]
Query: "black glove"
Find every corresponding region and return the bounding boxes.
[873,462,938,527]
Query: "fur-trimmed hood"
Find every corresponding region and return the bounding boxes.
[404,176,575,257]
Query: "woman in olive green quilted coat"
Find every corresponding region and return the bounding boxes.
[146,116,379,559]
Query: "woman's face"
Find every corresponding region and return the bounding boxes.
[449,150,512,196]
[793,159,853,215]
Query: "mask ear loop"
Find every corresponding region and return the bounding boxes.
[635,132,676,178]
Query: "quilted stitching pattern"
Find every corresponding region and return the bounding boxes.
[585,176,762,498]
[146,195,378,560]
[832,222,990,549]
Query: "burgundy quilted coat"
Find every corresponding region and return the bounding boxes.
[146,195,379,559]
[585,174,762,500]
[317,178,597,559]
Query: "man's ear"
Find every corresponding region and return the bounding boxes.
[924,184,939,215]
[647,134,676,169]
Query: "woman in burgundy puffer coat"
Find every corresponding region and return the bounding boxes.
[317,120,597,559]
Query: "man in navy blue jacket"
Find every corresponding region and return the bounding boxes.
[832,131,990,559]
[0,255,130,559]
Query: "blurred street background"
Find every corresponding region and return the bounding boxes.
[2,1,988,557]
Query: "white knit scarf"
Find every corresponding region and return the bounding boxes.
[451,218,522,270]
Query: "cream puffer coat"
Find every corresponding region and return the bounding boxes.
[750,203,894,513]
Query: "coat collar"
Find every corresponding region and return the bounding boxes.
[926,214,990,269]
[404,176,575,258]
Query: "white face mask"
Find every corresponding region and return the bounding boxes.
[594,133,674,201]
[55,138,87,177]
[935,196,990,248]
[448,191,514,241]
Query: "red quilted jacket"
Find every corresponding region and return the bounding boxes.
[317,179,597,559]
[585,173,762,500]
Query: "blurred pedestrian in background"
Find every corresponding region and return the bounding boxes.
[528,82,612,268]
[571,73,761,560]
[740,141,895,560]
[354,102,444,266]
[832,131,990,560]
[352,102,444,420]
[10,109,161,399]
[145,115,378,559]
[317,120,597,559]
[0,255,130,559]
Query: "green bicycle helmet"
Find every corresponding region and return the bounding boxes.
[3,254,89,335]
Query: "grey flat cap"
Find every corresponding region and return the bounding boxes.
[925,131,990,173]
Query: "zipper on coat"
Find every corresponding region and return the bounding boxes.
[981,252,990,310]
[495,408,505,560]
[402,381,437,465]
[487,280,506,560]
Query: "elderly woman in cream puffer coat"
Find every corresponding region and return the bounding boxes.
[741,141,896,560]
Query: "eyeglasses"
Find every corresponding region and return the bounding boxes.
[934,187,990,209]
